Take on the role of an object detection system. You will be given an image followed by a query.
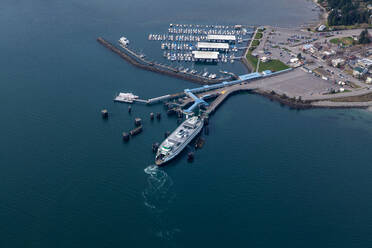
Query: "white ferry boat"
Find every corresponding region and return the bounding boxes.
[155,116,203,166]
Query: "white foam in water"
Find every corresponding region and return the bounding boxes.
[144,164,158,175]
[143,164,175,212]
[143,164,180,240]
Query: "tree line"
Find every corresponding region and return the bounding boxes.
[319,0,371,26]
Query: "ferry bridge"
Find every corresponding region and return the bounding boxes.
[183,71,273,114]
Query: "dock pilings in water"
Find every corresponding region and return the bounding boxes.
[130,125,143,136]
[134,118,142,126]
[122,132,130,141]
[101,109,109,119]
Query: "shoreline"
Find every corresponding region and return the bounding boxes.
[311,0,328,28]
[253,89,372,110]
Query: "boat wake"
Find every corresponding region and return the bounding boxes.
[143,164,179,240]
[143,165,175,212]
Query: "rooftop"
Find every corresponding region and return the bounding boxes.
[354,66,364,73]
[207,34,236,41]
[239,72,262,81]
[302,44,314,50]
[358,58,372,66]
[196,42,229,49]
[192,51,219,59]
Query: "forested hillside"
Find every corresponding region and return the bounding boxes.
[318,0,371,26]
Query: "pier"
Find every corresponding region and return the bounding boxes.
[114,92,185,104]
[113,68,293,115]
[203,82,257,115]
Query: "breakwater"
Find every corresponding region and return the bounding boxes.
[97,37,228,85]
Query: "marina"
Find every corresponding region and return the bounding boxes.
[97,23,255,91]
[147,23,254,64]
[97,37,234,84]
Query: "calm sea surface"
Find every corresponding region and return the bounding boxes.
[1,0,372,247]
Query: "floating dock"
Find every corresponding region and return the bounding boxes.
[114,92,139,103]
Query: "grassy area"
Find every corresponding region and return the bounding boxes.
[251,39,260,47]
[249,46,257,52]
[330,37,355,46]
[259,59,290,72]
[255,32,263,40]
[246,52,258,69]
[246,52,289,72]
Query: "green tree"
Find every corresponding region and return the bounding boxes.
[359,28,371,44]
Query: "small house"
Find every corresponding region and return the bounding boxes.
[332,58,345,67]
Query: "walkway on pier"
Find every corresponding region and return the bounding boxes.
[183,68,293,114]
[184,90,208,112]
[130,92,185,104]
[204,82,258,115]
[183,71,266,114]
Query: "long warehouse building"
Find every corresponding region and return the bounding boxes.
[206,34,236,43]
[192,51,219,62]
[196,42,229,51]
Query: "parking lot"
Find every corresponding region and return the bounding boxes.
[256,68,337,99]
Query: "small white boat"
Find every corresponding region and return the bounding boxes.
[208,74,216,79]
[119,37,129,47]
[114,92,138,103]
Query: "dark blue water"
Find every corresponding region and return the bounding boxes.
[1,0,372,247]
